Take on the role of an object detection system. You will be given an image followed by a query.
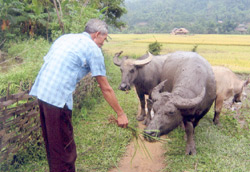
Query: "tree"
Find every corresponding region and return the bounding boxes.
[218,20,237,34]
[0,0,54,44]
[89,0,127,29]
[0,0,128,48]
[52,0,64,34]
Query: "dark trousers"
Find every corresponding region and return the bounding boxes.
[38,100,77,172]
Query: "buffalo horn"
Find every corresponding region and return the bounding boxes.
[173,87,206,109]
[113,51,124,66]
[151,80,168,101]
[133,52,153,66]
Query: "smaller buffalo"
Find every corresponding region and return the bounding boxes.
[212,66,250,125]
[144,51,216,155]
[113,51,169,125]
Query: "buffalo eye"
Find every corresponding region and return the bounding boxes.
[168,111,174,115]
[130,69,134,73]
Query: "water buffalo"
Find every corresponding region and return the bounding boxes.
[113,51,169,125]
[144,51,216,155]
[212,66,250,125]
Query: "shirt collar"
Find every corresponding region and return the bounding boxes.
[82,32,92,39]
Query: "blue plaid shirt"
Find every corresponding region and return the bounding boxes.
[29,32,106,110]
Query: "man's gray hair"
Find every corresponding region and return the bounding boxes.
[85,19,108,34]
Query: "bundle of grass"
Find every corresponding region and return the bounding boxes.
[108,115,169,162]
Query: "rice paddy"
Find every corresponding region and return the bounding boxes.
[103,34,250,73]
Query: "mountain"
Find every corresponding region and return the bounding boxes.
[115,0,250,34]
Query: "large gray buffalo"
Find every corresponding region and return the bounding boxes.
[144,51,216,155]
[212,66,250,125]
[113,51,169,125]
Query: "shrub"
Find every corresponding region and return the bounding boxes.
[148,41,162,55]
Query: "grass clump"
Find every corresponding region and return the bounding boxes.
[148,41,162,55]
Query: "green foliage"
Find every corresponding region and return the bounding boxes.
[0,0,127,48]
[148,41,162,55]
[0,137,46,172]
[89,0,127,29]
[0,0,54,44]
[60,2,101,34]
[0,38,49,96]
[118,0,250,34]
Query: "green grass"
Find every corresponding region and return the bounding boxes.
[1,34,250,171]
[0,38,50,96]
[164,108,250,172]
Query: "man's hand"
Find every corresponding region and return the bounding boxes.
[117,114,128,128]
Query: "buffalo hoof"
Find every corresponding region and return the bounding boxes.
[213,119,220,126]
[142,118,151,126]
[136,115,145,121]
[185,145,196,155]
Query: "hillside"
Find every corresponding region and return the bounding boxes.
[115,0,250,34]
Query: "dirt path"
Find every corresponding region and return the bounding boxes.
[109,121,166,172]
[109,94,166,172]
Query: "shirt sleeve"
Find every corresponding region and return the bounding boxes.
[88,47,106,77]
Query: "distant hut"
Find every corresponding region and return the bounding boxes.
[235,24,248,34]
[171,28,189,35]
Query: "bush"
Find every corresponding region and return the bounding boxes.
[148,41,162,55]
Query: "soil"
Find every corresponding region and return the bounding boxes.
[109,121,166,172]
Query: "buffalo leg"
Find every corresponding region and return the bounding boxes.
[136,90,146,121]
[184,121,196,155]
[213,97,223,125]
[143,98,153,125]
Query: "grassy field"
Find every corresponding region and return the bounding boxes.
[1,34,250,171]
[103,34,250,73]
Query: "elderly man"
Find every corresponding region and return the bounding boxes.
[29,19,128,172]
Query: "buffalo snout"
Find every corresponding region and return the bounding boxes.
[119,83,131,91]
[143,129,160,142]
